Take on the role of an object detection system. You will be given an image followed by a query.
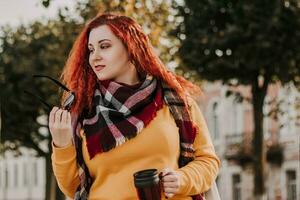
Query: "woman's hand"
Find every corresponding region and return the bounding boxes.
[49,106,73,148]
[161,168,181,199]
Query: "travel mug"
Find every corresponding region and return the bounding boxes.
[133,169,162,200]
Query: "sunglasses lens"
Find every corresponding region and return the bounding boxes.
[63,93,75,110]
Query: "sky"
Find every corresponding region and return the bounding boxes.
[0,0,75,26]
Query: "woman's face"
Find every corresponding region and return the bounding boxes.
[88,25,139,84]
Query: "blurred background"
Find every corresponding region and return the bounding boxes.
[0,0,299,200]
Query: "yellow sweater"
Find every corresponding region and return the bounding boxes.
[51,97,221,200]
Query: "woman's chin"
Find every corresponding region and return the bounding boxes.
[96,75,110,81]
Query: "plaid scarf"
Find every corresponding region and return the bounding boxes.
[72,75,204,200]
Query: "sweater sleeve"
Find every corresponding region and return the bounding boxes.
[51,141,80,199]
[175,97,221,195]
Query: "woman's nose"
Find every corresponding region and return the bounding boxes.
[91,49,102,61]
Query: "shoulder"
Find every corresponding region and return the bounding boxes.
[186,95,200,110]
[186,95,204,123]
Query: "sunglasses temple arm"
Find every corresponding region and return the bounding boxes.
[33,75,71,92]
[23,90,52,111]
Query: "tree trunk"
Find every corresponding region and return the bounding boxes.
[251,76,268,199]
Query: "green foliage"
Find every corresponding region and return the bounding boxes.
[0,18,80,155]
[174,0,300,86]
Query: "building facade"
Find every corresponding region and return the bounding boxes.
[0,148,45,200]
[200,82,299,200]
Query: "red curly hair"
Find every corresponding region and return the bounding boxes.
[60,13,201,116]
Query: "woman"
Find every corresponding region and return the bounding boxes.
[50,13,220,200]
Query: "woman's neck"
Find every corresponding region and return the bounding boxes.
[113,64,141,85]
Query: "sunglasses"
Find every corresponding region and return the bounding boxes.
[24,75,75,112]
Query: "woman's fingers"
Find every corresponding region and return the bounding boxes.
[49,107,71,125]
[162,174,177,182]
[161,168,181,198]
[54,109,63,125]
[61,110,69,124]
[48,106,73,148]
[161,168,173,176]
[165,192,175,198]
[67,112,71,125]
[49,106,59,125]
[163,181,179,188]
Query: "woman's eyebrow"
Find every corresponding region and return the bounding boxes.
[88,39,112,46]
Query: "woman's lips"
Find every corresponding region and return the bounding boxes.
[95,65,105,72]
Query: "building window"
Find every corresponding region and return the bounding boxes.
[5,166,8,188]
[212,102,220,140]
[232,101,238,134]
[33,161,38,186]
[14,163,18,187]
[0,165,2,187]
[23,162,28,186]
[263,98,270,138]
[232,174,241,200]
[286,170,297,200]
[229,99,243,135]
[280,86,297,137]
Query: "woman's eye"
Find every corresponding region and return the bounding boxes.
[100,44,110,49]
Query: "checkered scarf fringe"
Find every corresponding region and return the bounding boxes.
[72,76,204,200]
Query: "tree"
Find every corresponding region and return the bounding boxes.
[173,0,300,199]
[1,0,177,199]
[0,16,81,200]
[43,0,180,64]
